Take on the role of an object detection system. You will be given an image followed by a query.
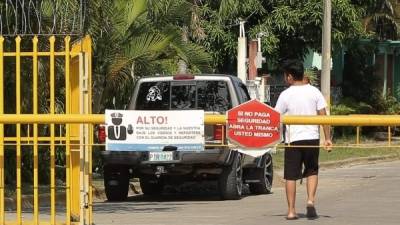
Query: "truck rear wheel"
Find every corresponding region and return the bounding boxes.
[218,153,243,200]
[104,165,129,201]
[249,154,273,194]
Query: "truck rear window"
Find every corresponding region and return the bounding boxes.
[135,81,232,112]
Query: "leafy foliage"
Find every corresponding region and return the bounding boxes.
[342,42,381,103]
[194,0,365,73]
[361,0,399,40]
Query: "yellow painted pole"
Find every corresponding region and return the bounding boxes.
[64,36,71,225]
[356,126,360,145]
[15,36,22,225]
[0,36,4,225]
[32,36,39,225]
[70,39,82,221]
[84,35,93,225]
[88,123,93,225]
[49,36,56,225]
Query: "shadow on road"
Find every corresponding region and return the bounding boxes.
[93,193,218,214]
[271,213,333,220]
[93,181,258,214]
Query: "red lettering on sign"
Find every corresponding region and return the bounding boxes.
[136,116,168,125]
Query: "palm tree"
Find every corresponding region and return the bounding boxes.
[89,0,212,112]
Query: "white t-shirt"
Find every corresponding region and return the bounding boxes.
[275,84,327,143]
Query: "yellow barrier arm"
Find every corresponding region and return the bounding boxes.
[0,114,400,126]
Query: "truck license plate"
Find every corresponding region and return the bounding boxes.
[149,152,174,161]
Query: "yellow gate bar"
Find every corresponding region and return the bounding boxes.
[1,114,400,126]
[0,114,104,124]
[282,115,400,126]
[205,114,400,126]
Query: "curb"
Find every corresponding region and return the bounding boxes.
[319,154,399,169]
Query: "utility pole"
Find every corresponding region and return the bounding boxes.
[321,0,332,144]
[321,0,331,110]
[237,20,247,83]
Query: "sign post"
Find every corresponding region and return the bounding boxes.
[227,100,281,151]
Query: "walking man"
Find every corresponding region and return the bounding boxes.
[275,59,332,220]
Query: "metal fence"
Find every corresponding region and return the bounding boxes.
[0,35,92,225]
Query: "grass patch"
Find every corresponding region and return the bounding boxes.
[272,136,400,169]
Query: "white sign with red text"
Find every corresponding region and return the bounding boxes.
[105,110,204,151]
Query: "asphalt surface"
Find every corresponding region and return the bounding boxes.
[92,160,400,225]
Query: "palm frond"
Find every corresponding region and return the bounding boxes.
[113,0,148,35]
[107,31,178,77]
[171,40,212,72]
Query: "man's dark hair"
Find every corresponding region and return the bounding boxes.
[280,59,304,81]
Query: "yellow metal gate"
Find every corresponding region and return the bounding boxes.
[0,35,92,225]
[1,34,399,225]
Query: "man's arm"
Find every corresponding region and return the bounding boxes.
[317,108,332,151]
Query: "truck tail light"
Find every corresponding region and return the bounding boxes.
[214,125,225,141]
[97,125,106,143]
[173,74,194,80]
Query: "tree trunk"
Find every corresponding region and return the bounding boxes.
[178,26,188,74]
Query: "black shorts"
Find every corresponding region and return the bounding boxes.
[284,139,320,181]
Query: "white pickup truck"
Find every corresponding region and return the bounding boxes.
[100,74,273,201]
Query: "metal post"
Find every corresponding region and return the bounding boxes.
[383,50,388,96]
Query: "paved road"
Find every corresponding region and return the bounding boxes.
[93,160,400,225]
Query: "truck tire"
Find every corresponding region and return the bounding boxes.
[218,153,243,200]
[139,176,164,195]
[249,154,273,195]
[104,165,129,201]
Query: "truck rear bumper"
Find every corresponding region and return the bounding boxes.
[101,149,234,167]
